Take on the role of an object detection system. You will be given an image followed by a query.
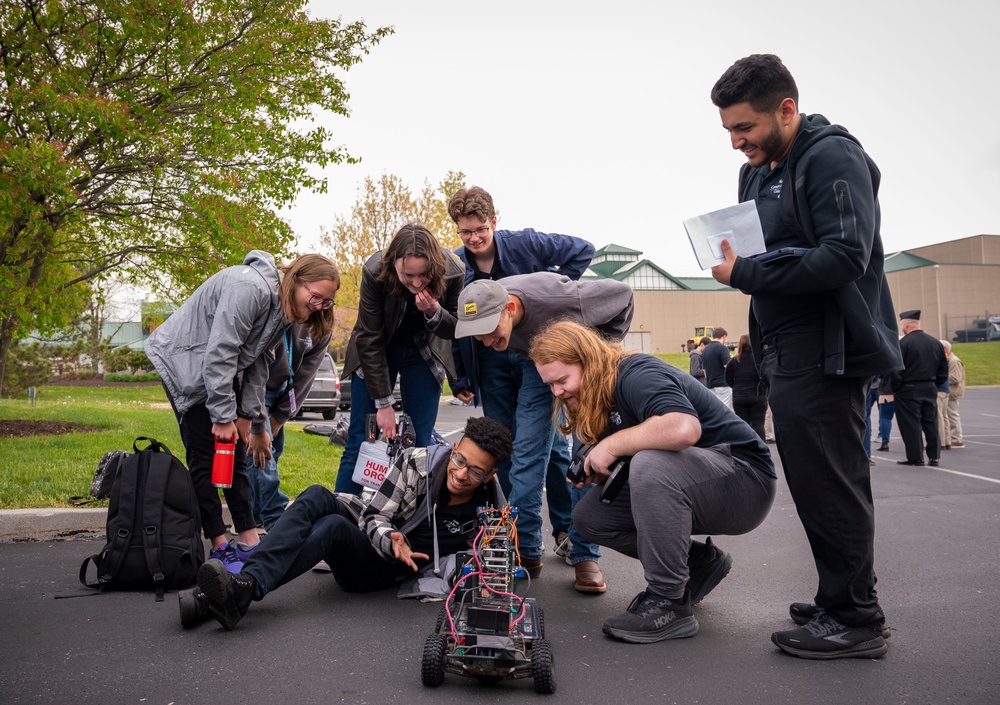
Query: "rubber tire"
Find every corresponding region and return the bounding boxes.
[421,633,447,687]
[322,408,337,420]
[339,403,350,410]
[434,606,448,633]
[531,639,555,694]
[536,606,545,638]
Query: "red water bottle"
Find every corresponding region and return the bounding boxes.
[212,436,236,488]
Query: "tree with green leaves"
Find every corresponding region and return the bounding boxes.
[0,0,390,395]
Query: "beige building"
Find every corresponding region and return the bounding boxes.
[584,235,1000,353]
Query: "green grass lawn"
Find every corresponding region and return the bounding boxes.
[0,385,342,509]
[1,340,997,509]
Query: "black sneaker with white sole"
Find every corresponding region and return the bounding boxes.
[789,602,891,638]
[772,612,888,659]
[602,590,699,644]
[197,559,257,631]
[686,537,733,605]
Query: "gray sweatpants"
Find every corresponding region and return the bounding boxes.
[573,444,776,599]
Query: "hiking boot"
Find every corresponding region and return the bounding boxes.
[686,537,733,605]
[197,559,257,630]
[772,612,887,659]
[602,590,699,643]
[178,587,211,628]
[789,602,891,638]
[521,557,543,579]
[553,531,572,560]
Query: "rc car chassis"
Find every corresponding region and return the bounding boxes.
[420,505,555,694]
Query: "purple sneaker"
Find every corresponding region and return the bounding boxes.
[207,541,251,574]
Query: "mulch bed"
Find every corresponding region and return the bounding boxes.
[0,420,103,438]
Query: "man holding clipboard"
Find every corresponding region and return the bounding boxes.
[708,54,902,660]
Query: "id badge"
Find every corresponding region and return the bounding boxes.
[288,388,296,415]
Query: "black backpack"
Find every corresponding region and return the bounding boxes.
[79,437,204,601]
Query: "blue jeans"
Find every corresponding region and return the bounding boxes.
[478,346,600,562]
[334,344,442,494]
[248,389,290,530]
[242,485,401,596]
[878,401,895,445]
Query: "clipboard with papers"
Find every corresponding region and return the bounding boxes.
[683,201,767,270]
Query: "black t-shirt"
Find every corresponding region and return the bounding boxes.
[389,291,427,347]
[744,161,824,338]
[406,485,486,567]
[604,355,775,478]
[472,256,508,281]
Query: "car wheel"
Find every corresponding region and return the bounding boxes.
[339,403,350,411]
[531,639,556,694]
[421,633,447,687]
[322,408,337,420]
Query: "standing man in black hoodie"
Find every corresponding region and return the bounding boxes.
[709,54,902,660]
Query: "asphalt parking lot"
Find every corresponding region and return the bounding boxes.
[1,390,998,705]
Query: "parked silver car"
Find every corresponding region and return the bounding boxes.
[296,353,340,420]
[338,366,403,411]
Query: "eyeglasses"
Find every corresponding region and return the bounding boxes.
[450,450,491,483]
[303,283,335,310]
[457,225,490,238]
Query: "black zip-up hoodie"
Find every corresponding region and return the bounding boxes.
[729,113,903,378]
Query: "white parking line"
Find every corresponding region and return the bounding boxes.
[929,467,1000,485]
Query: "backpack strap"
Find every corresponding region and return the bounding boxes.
[96,449,143,586]
[139,444,172,602]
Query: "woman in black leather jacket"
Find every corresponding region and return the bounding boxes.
[335,223,465,494]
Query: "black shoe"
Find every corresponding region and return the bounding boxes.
[178,587,212,628]
[772,612,887,659]
[602,591,699,643]
[929,458,939,466]
[897,459,924,466]
[876,442,890,452]
[789,603,891,638]
[686,537,733,605]
[197,559,257,630]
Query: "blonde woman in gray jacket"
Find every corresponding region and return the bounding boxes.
[146,251,339,573]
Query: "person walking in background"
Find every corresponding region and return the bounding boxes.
[875,374,896,452]
[146,252,340,574]
[247,319,335,532]
[725,334,767,440]
[447,186,596,578]
[334,224,465,495]
[689,337,709,386]
[710,54,902,659]
[940,340,966,449]
[702,327,732,409]
[890,310,948,467]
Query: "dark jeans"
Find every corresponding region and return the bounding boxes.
[166,391,255,540]
[894,383,940,463]
[242,484,400,596]
[334,343,442,494]
[759,333,884,629]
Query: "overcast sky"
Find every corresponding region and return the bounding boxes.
[285,1,999,278]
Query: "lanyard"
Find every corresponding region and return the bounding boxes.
[284,326,295,383]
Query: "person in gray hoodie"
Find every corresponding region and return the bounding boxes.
[146,251,340,573]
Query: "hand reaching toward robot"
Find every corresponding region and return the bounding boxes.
[391,531,429,571]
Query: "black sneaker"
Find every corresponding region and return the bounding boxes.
[789,602,891,638]
[602,591,699,643]
[178,587,211,628]
[197,559,257,631]
[686,537,733,605]
[772,612,888,659]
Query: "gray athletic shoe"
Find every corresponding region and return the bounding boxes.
[602,591,699,643]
